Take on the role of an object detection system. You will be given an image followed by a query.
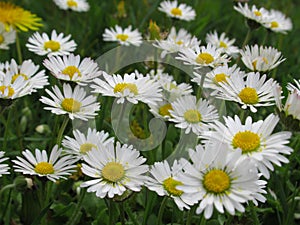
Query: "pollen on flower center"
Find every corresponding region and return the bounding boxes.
[0,85,14,97]
[114,82,138,95]
[171,7,182,16]
[203,169,230,193]
[12,73,28,83]
[0,34,4,44]
[62,66,81,79]
[159,103,173,117]
[67,0,78,7]
[271,21,279,28]
[232,131,261,153]
[102,162,125,182]
[176,40,184,45]
[238,87,259,104]
[196,53,214,64]
[116,34,129,42]
[34,162,54,174]
[163,177,183,196]
[184,109,202,123]
[61,98,82,112]
[219,41,227,48]
[254,10,262,16]
[44,40,61,51]
[214,73,228,83]
[80,143,97,154]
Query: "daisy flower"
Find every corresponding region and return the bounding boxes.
[103,25,142,46]
[62,128,114,159]
[158,0,196,21]
[178,142,266,219]
[205,31,239,56]
[12,145,77,182]
[53,0,90,12]
[169,95,219,135]
[202,114,293,179]
[159,80,193,103]
[149,100,174,120]
[39,83,100,121]
[216,72,277,113]
[92,71,162,105]
[262,9,292,34]
[26,30,77,56]
[0,71,27,99]
[43,54,102,84]
[0,151,10,176]
[240,45,285,72]
[177,43,229,69]
[146,160,199,210]
[80,142,148,198]
[0,23,16,50]
[154,27,200,58]
[0,2,42,32]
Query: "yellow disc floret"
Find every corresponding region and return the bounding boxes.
[171,7,182,16]
[114,83,138,95]
[44,40,61,51]
[184,109,202,123]
[219,41,227,48]
[232,131,261,153]
[238,87,259,104]
[270,21,279,28]
[196,53,214,64]
[203,169,230,194]
[62,66,81,79]
[80,143,97,154]
[163,177,184,196]
[116,34,129,42]
[34,162,54,175]
[214,73,228,83]
[67,0,78,7]
[0,85,15,97]
[254,10,262,16]
[159,103,173,117]
[0,34,4,44]
[102,162,125,182]
[12,73,28,83]
[61,98,82,112]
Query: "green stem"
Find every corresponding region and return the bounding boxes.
[186,206,195,225]
[242,28,252,48]
[2,107,13,150]
[108,199,114,225]
[199,214,206,225]
[56,116,69,146]
[119,202,125,225]
[0,184,15,203]
[157,196,168,225]
[15,31,23,64]
[66,190,86,225]
[125,202,139,225]
[249,202,260,225]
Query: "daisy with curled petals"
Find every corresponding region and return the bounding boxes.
[202,114,293,179]
[216,72,277,113]
[262,9,292,34]
[234,3,269,26]
[26,30,77,56]
[80,142,148,198]
[62,128,114,160]
[103,25,142,46]
[12,145,77,182]
[169,95,218,135]
[240,45,285,72]
[0,152,10,176]
[92,71,162,105]
[178,143,266,219]
[43,54,102,85]
[53,0,90,12]
[0,23,16,50]
[39,83,100,121]
[206,31,239,56]
[158,0,196,21]
[154,27,200,58]
[177,43,229,69]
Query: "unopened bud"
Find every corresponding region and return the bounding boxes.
[149,20,161,40]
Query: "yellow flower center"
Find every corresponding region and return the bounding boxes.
[219,41,227,48]
[158,103,173,117]
[102,162,125,182]
[170,7,182,16]
[12,73,28,83]
[80,143,97,154]
[61,98,82,112]
[67,0,78,7]
[116,34,129,42]
[238,87,259,104]
[44,40,61,51]
[184,109,202,123]
[254,10,262,16]
[0,34,4,44]
[196,53,214,64]
[203,169,230,194]
[270,21,279,28]
[114,82,138,95]
[214,73,228,83]
[62,66,81,79]
[34,162,54,175]
[232,131,261,153]
[0,85,14,97]
[163,177,183,196]
[176,40,184,45]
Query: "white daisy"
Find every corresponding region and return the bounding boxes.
[0,23,16,50]
[62,128,114,159]
[43,54,102,84]
[177,43,229,69]
[234,3,269,25]
[0,151,10,176]
[103,25,142,46]
[149,100,174,120]
[262,9,292,34]
[39,83,100,121]
[240,45,285,72]
[178,142,266,219]
[154,27,200,58]
[80,142,148,198]
[215,72,277,113]
[158,0,196,21]
[205,31,239,56]
[160,80,193,103]
[53,0,90,12]
[146,160,199,210]
[169,95,219,135]
[202,114,293,179]
[26,30,77,56]
[12,145,77,182]
[92,71,162,105]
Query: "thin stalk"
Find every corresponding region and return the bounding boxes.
[249,202,261,225]
[119,202,125,225]
[2,107,13,150]
[15,31,23,64]
[186,206,195,225]
[56,116,69,146]
[242,28,252,48]
[157,196,168,225]
[199,214,206,225]
[125,202,139,225]
[66,190,86,225]
[0,184,15,203]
